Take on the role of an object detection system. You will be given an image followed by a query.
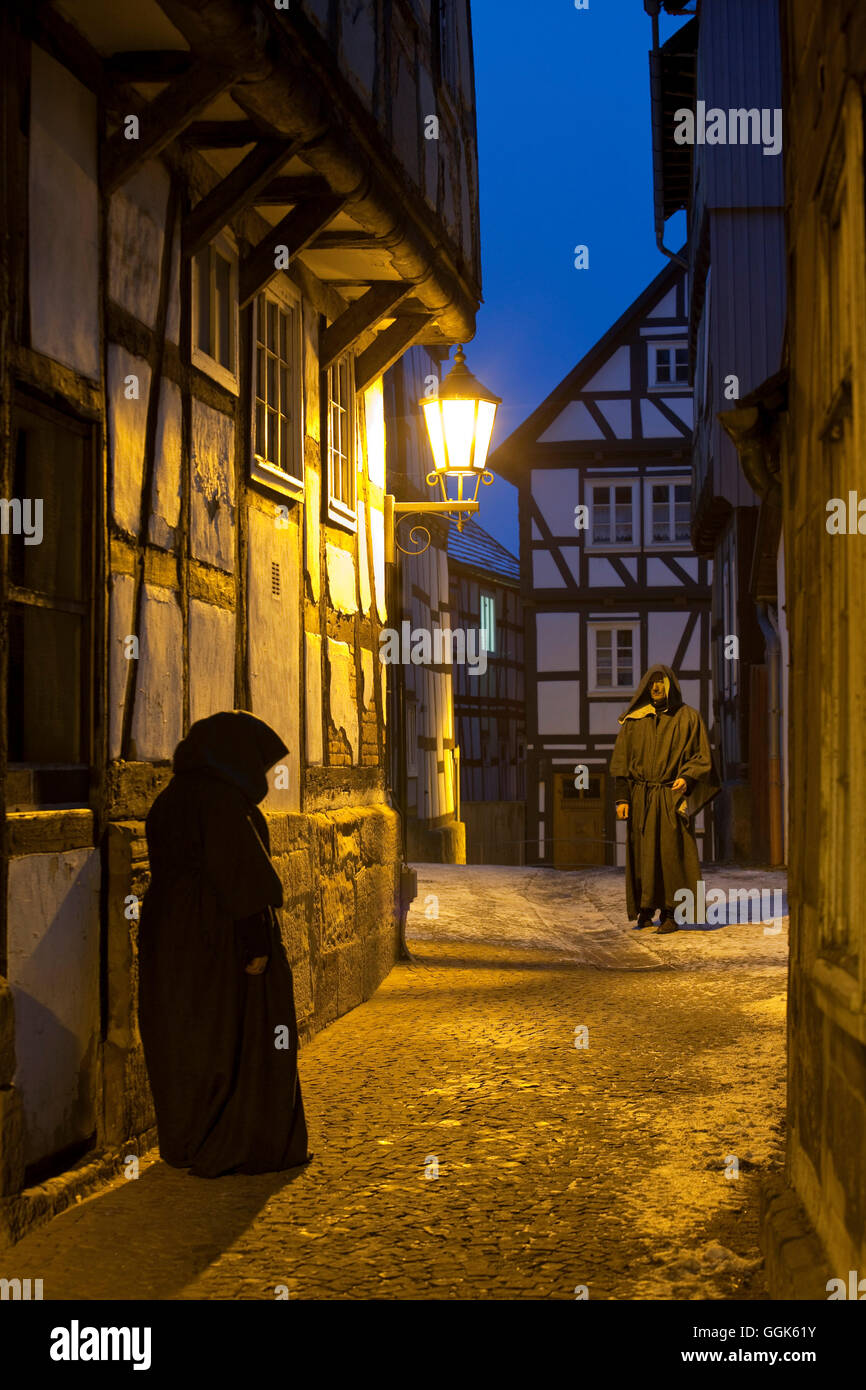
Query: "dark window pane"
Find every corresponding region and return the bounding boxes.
[11,408,85,599]
[7,606,83,763]
[196,250,211,356]
[215,253,232,368]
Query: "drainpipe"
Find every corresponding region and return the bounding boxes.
[756,601,784,868]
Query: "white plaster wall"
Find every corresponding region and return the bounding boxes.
[536,611,579,672]
[108,160,169,330]
[190,400,235,572]
[326,543,359,614]
[188,601,235,726]
[7,848,101,1166]
[305,632,323,765]
[358,499,372,614]
[108,571,136,760]
[539,401,604,443]
[328,639,359,763]
[29,48,99,381]
[531,470,580,536]
[248,507,301,810]
[131,584,184,760]
[340,0,376,101]
[108,345,151,536]
[537,680,580,735]
[589,701,624,736]
[361,648,375,709]
[588,558,625,587]
[532,552,566,589]
[648,609,688,666]
[149,378,183,549]
[305,466,321,602]
[584,347,631,391]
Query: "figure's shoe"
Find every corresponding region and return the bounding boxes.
[635,911,655,930]
[655,916,678,934]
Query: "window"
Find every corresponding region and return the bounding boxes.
[720,547,738,699]
[645,480,691,544]
[326,354,356,527]
[406,700,418,777]
[191,236,238,394]
[589,623,638,693]
[649,341,689,389]
[590,483,636,546]
[5,398,93,807]
[480,591,496,653]
[251,286,303,495]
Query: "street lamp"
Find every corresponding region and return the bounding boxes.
[386,346,501,556]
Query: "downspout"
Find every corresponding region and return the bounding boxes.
[756,601,784,868]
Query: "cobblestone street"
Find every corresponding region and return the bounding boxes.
[7,866,788,1301]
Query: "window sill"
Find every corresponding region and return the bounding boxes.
[191,346,239,397]
[250,456,304,500]
[326,499,358,534]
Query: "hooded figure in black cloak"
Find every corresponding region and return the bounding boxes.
[138,710,310,1177]
[609,665,720,933]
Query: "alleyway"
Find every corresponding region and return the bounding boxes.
[7,867,787,1301]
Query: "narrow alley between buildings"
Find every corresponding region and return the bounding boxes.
[5,866,789,1301]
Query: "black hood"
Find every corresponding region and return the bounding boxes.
[619,665,684,722]
[173,711,288,805]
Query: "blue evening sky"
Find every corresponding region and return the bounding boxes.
[463,0,688,555]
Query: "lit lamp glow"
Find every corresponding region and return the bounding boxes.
[420,346,501,530]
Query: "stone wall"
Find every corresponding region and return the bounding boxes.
[102,805,401,1147]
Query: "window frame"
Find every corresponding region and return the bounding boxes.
[587,620,640,695]
[480,590,496,654]
[647,339,689,391]
[325,352,357,531]
[642,476,692,548]
[4,392,96,808]
[249,278,304,499]
[586,479,639,551]
[191,231,240,396]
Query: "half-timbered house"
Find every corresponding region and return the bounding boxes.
[447,519,525,864]
[0,0,481,1223]
[490,262,713,871]
[647,0,787,866]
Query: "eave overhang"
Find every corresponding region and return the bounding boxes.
[26,0,481,381]
[649,17,697,244]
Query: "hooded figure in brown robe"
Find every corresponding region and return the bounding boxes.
[138,710,310,1177]
[609,665,719,932]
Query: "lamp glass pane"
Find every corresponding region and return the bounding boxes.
[441,399,476,472]
[472,400,497,470]
[422,400,448,472]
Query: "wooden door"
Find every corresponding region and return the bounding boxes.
[553,771,607,867]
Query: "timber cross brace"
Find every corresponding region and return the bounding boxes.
[23,0,481,367]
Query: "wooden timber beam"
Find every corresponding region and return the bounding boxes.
[287,258,349,324]
[354,314,433,393]
[254,175,333,204]
[310,231,393,252]
[102,61,239,193]
[179,121,264,148]
[105,50,193,82]
[183,138,301,260]
[239,194,346,307]
[319,282,413,371]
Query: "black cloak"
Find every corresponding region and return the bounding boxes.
[138,711,309,1177]
[609,665,720,920]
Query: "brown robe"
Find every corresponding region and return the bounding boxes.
[609,665,720,921]
[138,711,309,1177]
